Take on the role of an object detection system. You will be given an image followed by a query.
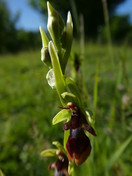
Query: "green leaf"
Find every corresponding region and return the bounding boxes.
[104,135,132,172]
[52,109,71,125]
[40,149,57,157]
[52,141,66,155]
[48,41,66,105]
[39,26,49,48]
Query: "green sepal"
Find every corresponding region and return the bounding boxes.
[52,109,71,125]
[40,149,57,157]
[39,26,49,48]
[52,141,66,155]
[48,41,66,106]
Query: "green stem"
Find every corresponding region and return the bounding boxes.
[102,0,114,64]
[93,59,99,118]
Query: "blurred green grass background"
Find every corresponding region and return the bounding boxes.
[0,43,132,176]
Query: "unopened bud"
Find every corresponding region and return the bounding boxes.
[41,47,51,68]
[62,11,73,69]
[47,2,65,50]
[65,11,73,51]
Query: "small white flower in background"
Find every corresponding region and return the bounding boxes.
[46,69,56,89]
[122,94,130,108]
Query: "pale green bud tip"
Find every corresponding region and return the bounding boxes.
[67,11,73,28]
[47,1,56,17]
[39,26,49,47]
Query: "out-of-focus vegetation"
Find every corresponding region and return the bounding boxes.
[0,0,132,175]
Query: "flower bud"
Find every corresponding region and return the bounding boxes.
[47,2,65,51]
[41,47,51,67]
[62,11,73,68]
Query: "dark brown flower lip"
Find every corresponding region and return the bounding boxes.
[66,128,92,166]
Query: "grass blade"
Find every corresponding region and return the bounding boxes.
[104,135,132,172]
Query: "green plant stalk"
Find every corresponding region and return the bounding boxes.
[70,0,79,37]
[108,98,116,129]
[102,0,114,64]
[120,54,129,92]
[93,59,99,118]
[108,57,122,128]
